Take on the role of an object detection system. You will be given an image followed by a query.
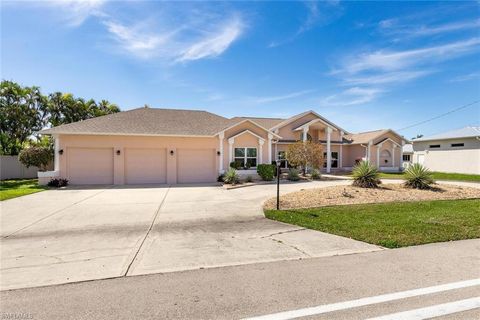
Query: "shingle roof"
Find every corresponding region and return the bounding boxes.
[229,117,285,129]
[40,107,232,136]
[344,129,389,144]
[413,126,480,142]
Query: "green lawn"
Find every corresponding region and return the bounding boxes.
[376,172,480,182]
[265,199,480,248]
[0,179,48,201]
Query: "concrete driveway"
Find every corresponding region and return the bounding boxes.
[1,180,382,290]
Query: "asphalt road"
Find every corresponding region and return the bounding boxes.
[2,239,479,320]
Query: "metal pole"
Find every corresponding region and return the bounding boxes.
[276,161,280,210]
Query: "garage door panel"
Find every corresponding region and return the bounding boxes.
[177,149,216,183]
[125,148,167,184]
[67,148,113,185]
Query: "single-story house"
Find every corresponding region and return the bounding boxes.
[411,126,480,174]
[39,107,407,185]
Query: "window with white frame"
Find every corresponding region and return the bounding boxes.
[234,148,257,168]
[403,154,411,162]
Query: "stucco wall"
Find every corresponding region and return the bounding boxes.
[412,137,480,174]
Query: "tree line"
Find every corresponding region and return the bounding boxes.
[0,80,120,155]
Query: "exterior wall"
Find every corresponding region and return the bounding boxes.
[58,134,219,184]
[276,113,319,140]
[0,155,40,180]
[342,144,366,168]
[222,121,270,170]
[412,137,480,174]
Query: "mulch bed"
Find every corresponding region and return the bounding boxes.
[264,183,480,210]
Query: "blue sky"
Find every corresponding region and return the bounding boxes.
[2,1,479,139]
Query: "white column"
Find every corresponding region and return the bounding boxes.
[302,127,309,142]
[267,133,273,164]
[218,132,224,173]
[54,135,60,172]
[400,140,405,170]
[392,145,396,167]
[259,139,264,164]
[377,143,382,168]
[339,131,344,168]
[228,138,234,164]
[326,127,332,173]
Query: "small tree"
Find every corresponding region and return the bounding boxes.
[18,146,53,171]
[286,141,323,175]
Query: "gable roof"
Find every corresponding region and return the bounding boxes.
[229,117,284,129]
[270,110,349,134]
[345,129,407,145]
[413,126,480,142]
[40,107,232,137]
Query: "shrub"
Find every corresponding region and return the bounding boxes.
[245,175,253,183]
[404,163,435,189]
[287,168,300,181]
[230,160,242,170]
[223,168,240,184]
[311,169,321,180]
[18,146,53,171]
[257,164,275,181]
[217,174,225,182]
[48,178,69,187]
[352,161,381,188]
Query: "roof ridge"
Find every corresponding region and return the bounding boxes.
[349,129,387,135]
[236,116,284,120]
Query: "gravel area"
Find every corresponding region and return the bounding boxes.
[264,183,480,210]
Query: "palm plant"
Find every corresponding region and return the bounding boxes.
[223,168,240,185]
[352,161,381,188]
[404,163,435,189]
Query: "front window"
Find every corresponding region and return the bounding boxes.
[403,154,411,162]
[234,147,257,169]
[323,152,338,168]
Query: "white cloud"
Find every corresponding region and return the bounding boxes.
[343,70,433,86]
[379,17,480,38]
[320,87,383,107]
[449,72,480,82]
[252,89,315,104]
[103,12,244,62]
[39,0,106,26]
[337,38,480,74]
[177,15,244,62]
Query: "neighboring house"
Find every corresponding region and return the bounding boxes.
[402,144,414,168]
[39,107,407,185]
[411,126,480,174]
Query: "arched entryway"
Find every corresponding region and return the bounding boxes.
[380,149,392,167]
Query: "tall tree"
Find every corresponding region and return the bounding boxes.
[0,80,48,155]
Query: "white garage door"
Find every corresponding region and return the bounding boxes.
[177,149,216,184]
[67,148,114,185]
[125,148,167,184]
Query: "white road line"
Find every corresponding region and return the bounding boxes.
[243,278,480,320]
[366,297,480,320]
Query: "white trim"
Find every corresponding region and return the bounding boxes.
[267,133,273,163]
[339,131,343,168]
[38,170,59,178]
[216,119,281,139]
[243,278,480,320]
[375,137,401,147]
[218,132,224,173]
[326,127,332,173]
[54,135,60,172]
[228,129,266,142]
[228,139,234,163]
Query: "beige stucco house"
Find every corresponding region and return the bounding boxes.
[39,107,407,185]
[411,126,480,174]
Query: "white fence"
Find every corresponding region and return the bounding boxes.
[0,155,39,180]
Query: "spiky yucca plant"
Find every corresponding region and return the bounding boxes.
[223,168,240,185]
[352,161,381,188]
[404,163,434,189]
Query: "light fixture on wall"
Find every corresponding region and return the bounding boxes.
[217,151,221,156]
[170,150,174,156]
[58,149,64,155]
[116,150,121,155]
